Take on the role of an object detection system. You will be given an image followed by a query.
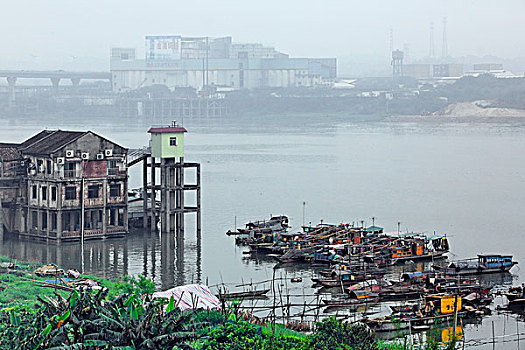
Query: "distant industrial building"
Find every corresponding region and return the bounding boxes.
[404,64,432,79]
[432,64,463,78]
[473,63,504,72]
[110,35,336,92]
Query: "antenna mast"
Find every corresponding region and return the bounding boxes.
[429,22,435,59]
[442,17,448,58]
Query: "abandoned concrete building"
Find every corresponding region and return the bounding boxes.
[0,130,128,241]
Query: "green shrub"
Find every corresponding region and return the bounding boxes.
[201,321,308,350]
[308,316,377,350]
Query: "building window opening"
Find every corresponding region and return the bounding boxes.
[170,137,177,146]
[65,186,77,200]
[64,161,76,178]
[63,214,70,231]
[42,212,47,230]
[51,187,57,201]
[32,185,37,199]
[41,186,47,201]
[46,160,52,175]
[51,212,57,230]
[109,184,121,197]
[31,211,38,230]
[88,185,100,199]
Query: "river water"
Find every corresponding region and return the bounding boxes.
[1,114,524,348]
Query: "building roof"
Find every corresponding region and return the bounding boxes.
[148,127,187,134]
[20,130,86,155]
[0,144,21,161]
[19,130,55,149]
[364,225,383,232]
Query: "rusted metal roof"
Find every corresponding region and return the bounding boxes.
[148,127,187,133]
[19,130,54,149]
[0,145,21,161]
[20,130,86,155]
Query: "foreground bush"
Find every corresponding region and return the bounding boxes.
[0,288,201,349]
[200,316,377,350]
[309,317,376,350]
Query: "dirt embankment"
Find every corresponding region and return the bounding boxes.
[435,101,525,118]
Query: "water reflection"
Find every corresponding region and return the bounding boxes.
[0,230,201,291]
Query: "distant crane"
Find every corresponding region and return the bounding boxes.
[442,17,448,58]
[429,22,435,59]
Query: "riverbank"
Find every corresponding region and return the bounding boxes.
[387,101,525,122]
[0,255,451,349]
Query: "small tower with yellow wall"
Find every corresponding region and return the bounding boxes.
[145,121,201,236]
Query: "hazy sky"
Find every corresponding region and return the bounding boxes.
[2,0,525,69]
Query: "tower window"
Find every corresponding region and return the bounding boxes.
[170,137,177,146]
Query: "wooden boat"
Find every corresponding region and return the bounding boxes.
[508,299,525,309]
[322,296,379,308]
[229,215,289,245]
[392,251,448,264]
[365,295,465,332]
[433,255,518,275]
[389,303,420,313]
[388,235,450,264]
[378,287,425,302]
[314,272,383,288]
[217,289,270,300]
[365,310,468,332]
[348,285,423,302]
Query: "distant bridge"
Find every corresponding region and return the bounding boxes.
[0,70,111,84]
[0,70,112,108]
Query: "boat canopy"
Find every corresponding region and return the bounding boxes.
[348,279,379,290]
[398,232,426,238]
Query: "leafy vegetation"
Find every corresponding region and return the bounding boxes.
[0,256,459,350]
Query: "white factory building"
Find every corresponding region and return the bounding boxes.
[110,36,336,92]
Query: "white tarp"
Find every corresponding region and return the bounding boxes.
[152,284,221,312]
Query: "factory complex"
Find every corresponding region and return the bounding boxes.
[110,36,337,92]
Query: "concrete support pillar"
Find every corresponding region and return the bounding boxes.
[196,163,201,238]
[50,77,61,91]
[142,157,148,228]
[37,209,42,234]
[102,179,107,236]
[160,159,167,233]
[6,77,16,109]
[150,157,156,232]
[46,210,51,238]
[0,197,4,241]
[177,157,184,236]
[123,178,128,233]
[169,162,175,232]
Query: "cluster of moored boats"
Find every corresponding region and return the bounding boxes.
[227,215,521,334]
